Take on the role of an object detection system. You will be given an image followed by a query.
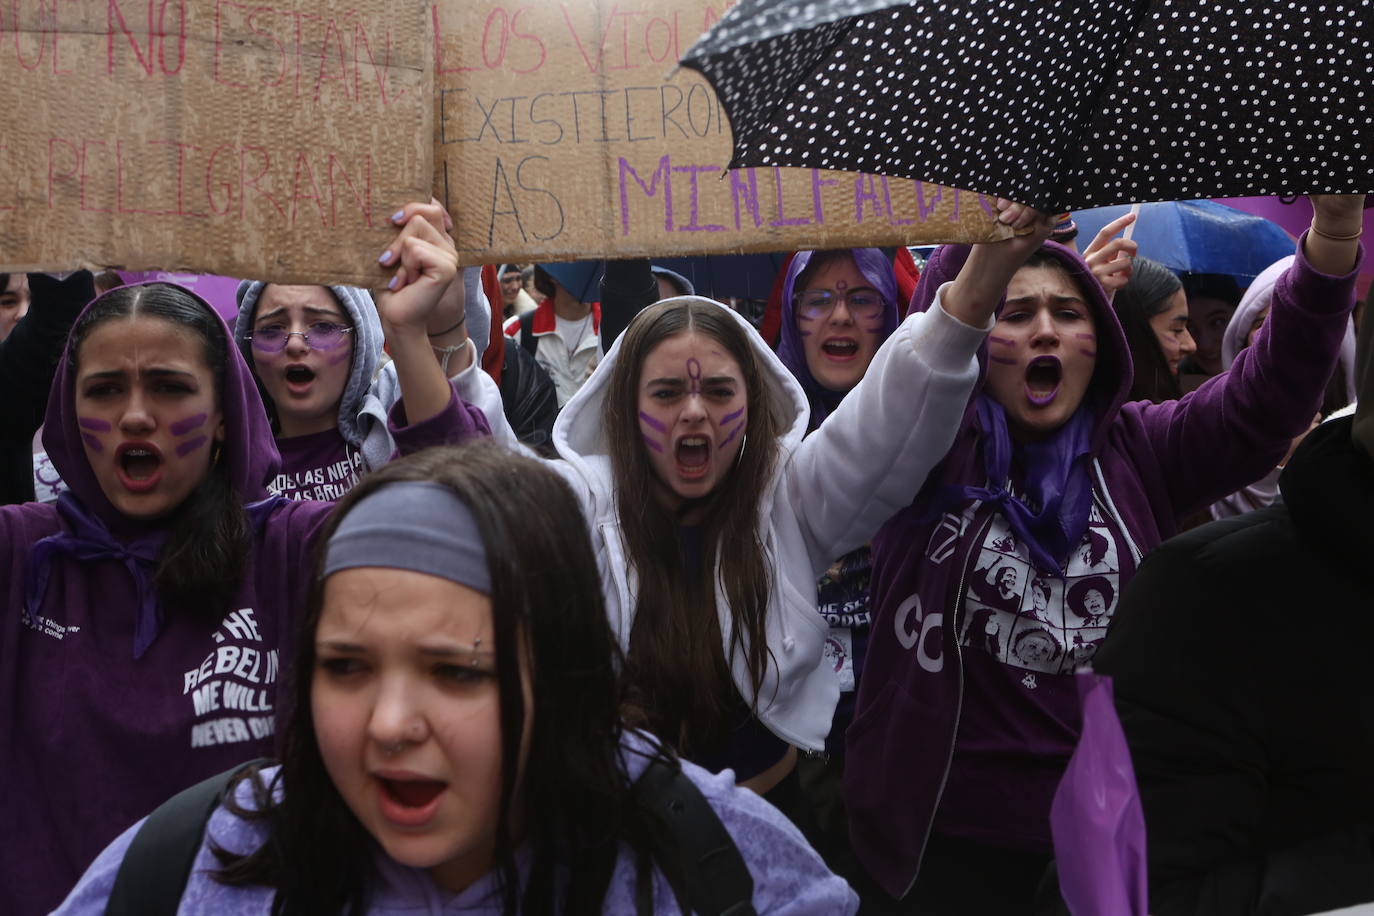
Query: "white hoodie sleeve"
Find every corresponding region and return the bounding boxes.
[784,289,990,576]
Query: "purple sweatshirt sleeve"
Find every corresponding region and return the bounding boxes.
[385,382,492,457]
[1127,235,1361,516]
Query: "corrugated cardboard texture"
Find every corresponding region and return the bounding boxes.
[0,0,432,285]
[434,0,1009,265]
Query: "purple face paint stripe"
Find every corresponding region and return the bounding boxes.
[1074,333,1096,341]
[719,421,744,448]
[170,412,208,436]
[638,411,667,433]
[1079,349,1097,358]
[78,417,112,432]
[989,336,1016,347]
[81,432,104,453]
[989,356,1018,365]
[175,435,209,458]
[721,407,745,425]
[641,434,664,453]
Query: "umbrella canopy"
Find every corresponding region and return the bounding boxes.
[681,0,1374,213]
[1074,201,1295,284]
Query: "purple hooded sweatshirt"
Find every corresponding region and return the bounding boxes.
[845,235,1361,900]
[775,249,901,755]
[0,285,489,916]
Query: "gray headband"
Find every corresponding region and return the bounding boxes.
[322,481,491,595]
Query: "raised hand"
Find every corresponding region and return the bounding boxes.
[1081,211,1139,300]
[375,201,459,333]
[943,200,1060,328]
[1305,194,1366,276]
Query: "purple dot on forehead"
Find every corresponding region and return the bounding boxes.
[77,417,112,432]
[835,279,848,290]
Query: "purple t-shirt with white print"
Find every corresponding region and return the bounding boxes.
[933,490,1135,851]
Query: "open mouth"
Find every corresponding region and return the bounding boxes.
[117,444,163,492]
[821,337,859,360]
[379,777,446,808]
[1024,356,1063,406]
[284,364,316,392]
[375,775,448,827]
[675,435,711,478]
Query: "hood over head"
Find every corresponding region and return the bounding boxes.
[43,282,281,536]
[908,241,1133,573]
[232,280,383,448]
[911,240,1133,447]
[776,248,902,429]
[1223,255,1357,405]
[554,295,810,468]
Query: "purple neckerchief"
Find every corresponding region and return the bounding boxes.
[933,396,1096,574]
[25,491,287,659]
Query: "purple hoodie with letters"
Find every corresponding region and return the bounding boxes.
[845,236,1361,899]
[0,285,489,916]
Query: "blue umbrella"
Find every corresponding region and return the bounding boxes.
[1073,201,1295,284]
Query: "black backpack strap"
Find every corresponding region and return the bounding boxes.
[520,310,538,357]
[105,759,270,916]
[632,757,758,916]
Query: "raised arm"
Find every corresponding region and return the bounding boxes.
[786,204,1058,570]
[1132,194,1365,517]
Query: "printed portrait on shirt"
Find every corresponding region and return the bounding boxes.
[968,548,1029,615]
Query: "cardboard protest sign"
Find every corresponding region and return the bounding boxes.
[0,0,432,285]
[434,0,1009,266]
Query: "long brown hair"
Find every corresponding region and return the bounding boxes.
[604,299,781,756]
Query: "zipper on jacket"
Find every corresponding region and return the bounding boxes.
[1092,459,1143,564]
[901,514,982,899]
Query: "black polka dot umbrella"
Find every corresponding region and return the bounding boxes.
[680,0,1374,214]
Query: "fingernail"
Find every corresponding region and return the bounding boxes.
[388,275,399,290]
[378,249,394,265]
[391,210,405,223]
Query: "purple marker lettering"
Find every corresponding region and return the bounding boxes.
[81,432,104,452]
[176,435,209,457]
[641,434,664,453]
[638,410,667,433]
[719,422,744,448]
[78,417,112,432]
[170,412,207,436]
[989,336,1016,347]
[686,357,702,395]
[720,407,745,425]
[988,356,1018,365]
[1079,349,1097,358]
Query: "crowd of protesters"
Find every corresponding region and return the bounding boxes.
[1,187,1369,916]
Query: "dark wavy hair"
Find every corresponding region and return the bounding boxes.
[212,442,683,914]
[1113,257,1185,403]
[604,299,782,758]
[67,283,250,624]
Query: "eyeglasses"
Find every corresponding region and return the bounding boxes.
[793,288,886,322]
[248,322,354,353]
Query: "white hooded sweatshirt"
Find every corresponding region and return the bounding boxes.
[454,296,989,751]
